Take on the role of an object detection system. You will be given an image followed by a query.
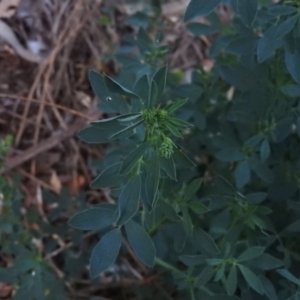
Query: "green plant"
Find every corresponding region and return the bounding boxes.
[69,0,300,299]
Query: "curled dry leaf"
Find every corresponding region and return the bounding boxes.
[0,0,20,18]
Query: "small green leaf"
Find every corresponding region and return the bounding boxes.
[275,15,298,39]
[165,99,188,114]
[187,22,218,35]
[109,120,143,139]
[149,80,158,107]
[168,117,193,129]
[104,75,138,98]
[194,229,220,254]
[260,139,270,162]
[77,126,115,144]
[237,246,265,262]
[89,70,129,113]
[216,148,244,162]
[90,228,122,278]
[118,113,142,123]
[214,263,225,282]
[206,259,224,266]
[235,160,251,189]
[185,178,202,200]
[238,264,264,294]
[68,208,116,230]
[277,269,300,286]
[159,202,179,221]
[164,121,182,138]
[194,265,214,286]
[260,276,278,300]
[285,51,300,84]
[246,192,267,204]
[153,65,168,101]
[120,142,151,175]
[188,201,210,214]
[117,175,141,225]
[91,163,124,189]
[281,85,300,97]
[173,150,195,168]
[184,0,222,22]
[179,255,205,267]
[145,154,160,208]
[133,75,150,103]
[125,220,156,267]
[160,157,177,180]
[238,0,258,27]
[226,265,237,296]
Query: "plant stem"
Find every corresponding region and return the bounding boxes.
[155,258,215,298]
[190,286,196,300]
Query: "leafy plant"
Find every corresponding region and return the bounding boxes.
[68,0,300,299]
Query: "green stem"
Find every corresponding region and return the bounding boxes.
[155,258,216,297]
[148,216,167,235]
[190,286,196,300]
[155,257,185,276]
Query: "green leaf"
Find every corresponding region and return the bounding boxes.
[238,265,264,294]
[153,65,168,101]
[216,148,244,162]
[226,265,237,296]
[187,22,218,35]
[165,99,188,114]
[249,157,273,183]
[164,121,182,138]
[184,0,222,22]
[133,75,150,103]
[145,154,160,208]
[286,219,300,232]
[185,178,202,200]
[68,207,116,230]
[118,113,142,124]
[120,142,151,175]
[91,163,124,188]
[168,117,193,129]
[260,276,278,300]
[194,265,214,286]
[276,15,298,39]
[214,263,225,282]
[90,115,124,128]
[173,150,195,168]
[109,120,143,139]
[257,29,279,63]
[277,269,300,285]
[104,75,138,98]
[188,201,210,214]
[238,0,258,27]
[159,202,179,221]
[77,126,116,144]
[281,85,300,97]
[179,255,205,267]
[227,36,258,56]
[235,160,251,189]
[125,220,156,267]
[160,157,177,180]
[246,192,267,204]
[194,229,220,254]
[206,259,224,266]
[260,139,270,162]
[117,175,141,225]
[210,296,240,300]
[285,50,300,84]
[148,80,158,107]
[237,246,265,262]
[88,70,129,113]
[90,228,122,278]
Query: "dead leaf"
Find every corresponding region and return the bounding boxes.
[67,175,86,195]
[50,171,62,194]
[0,0,20,18]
